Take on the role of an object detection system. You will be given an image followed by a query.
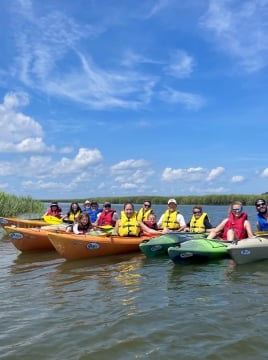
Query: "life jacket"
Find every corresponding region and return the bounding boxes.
[257,212,268,231]
[189,213,208,232]
[222,212,248,240]
[67,211,81,222]
[88,208,102,223]
[46,206,62,218]
[136,208,153,221]
[97,209,116,226]
[118,211,140,236]
[160,210,180,230]
[143,220,158,230]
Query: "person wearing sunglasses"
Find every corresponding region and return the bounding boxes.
[207,201,254,241]
[136,200,154,222]
[255,199,268,231]
[184,205,213,233]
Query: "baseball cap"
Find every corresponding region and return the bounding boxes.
[103,202,111,207]
[168,198,177,205]
[50,202,58,207]
[255,199,266,206]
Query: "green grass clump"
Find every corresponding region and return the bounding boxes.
[0,191,45,217]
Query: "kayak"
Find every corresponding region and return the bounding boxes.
[0,217,47,229]
[47,232,156,260]
[227,235,268,264]
[168,238,229,264]
[4,225,113,252]
[139,232,208,257]
[0,215,63,229]
[4,226,64,251]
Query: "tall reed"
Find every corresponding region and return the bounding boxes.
[0,192,44,217]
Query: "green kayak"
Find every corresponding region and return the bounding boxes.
[139,232,208,257]
[168,238,229,264]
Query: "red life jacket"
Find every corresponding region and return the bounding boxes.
[46,207,62,218]
[97,210,116,226]
[222,212,248,240]
[143,220,158,230]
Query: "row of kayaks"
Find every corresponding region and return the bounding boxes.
[1,216,268,264]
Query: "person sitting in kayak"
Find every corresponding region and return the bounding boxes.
[43,202,62,219]
[184,205,214,233]
[136,200,155,222]
[143,213,159,230]
[67,212,94,234]
[255,198,268,231]
[207,201,255,241]
[94,202,119,227]
[62,202,82,223]
[157,199,186,232]
[113,202,163,236]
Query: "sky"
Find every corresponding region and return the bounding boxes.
[0,0,268,200]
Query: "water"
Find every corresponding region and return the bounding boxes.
[1,205,268,359]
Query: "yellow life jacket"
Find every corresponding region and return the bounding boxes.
[161,210,180,230]
[68,211,81,222]
[118,211,140,236]
[189,213,208,232]
[136,208,153,221]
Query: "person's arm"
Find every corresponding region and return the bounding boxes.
[139,221,162,235]
[72,223,80,234]
[204,216,214,232]
[177,214,186,232]
[256,221,260,231]
[113,219,120,235]
[244,220,255,238]
[207,219,227,239]
[157,214,164,228]
[112,212,120,222]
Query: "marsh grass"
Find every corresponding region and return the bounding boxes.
[0,192,44,217]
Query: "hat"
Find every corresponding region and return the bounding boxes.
[168,198,177,205]
[50,202,58,207]
[255,199,266,206]
[84,200,91,205]
[103,201,111,207]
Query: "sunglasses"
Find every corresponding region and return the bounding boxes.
[232,208,241,212]
[193,211,201,214]
[144,204,151,207]
[256,203,266,207]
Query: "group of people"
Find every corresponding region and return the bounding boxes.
[43,197,268,239]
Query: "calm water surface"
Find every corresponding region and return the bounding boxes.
[1,205,268,359]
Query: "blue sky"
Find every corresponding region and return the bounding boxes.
[0,0,268,200]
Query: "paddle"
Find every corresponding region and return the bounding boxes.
[255,231,268,237]
[43,215,63,225]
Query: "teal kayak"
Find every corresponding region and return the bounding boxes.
[139,232,208,257]
[168,238,229,264]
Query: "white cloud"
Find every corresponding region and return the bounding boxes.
[159,87,205,110]
[0,92,55,153]
[200,0,268,72]
[260,168,268,177]
[165,50,195,78]
[231,175,244,183]
[161,167,206,182]
[206,167,225,181]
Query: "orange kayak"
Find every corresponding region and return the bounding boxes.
[47,232,155,260]
[4,226,67,252]
[0,217,47,229]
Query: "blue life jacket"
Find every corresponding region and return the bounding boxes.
[257,212,268,231]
